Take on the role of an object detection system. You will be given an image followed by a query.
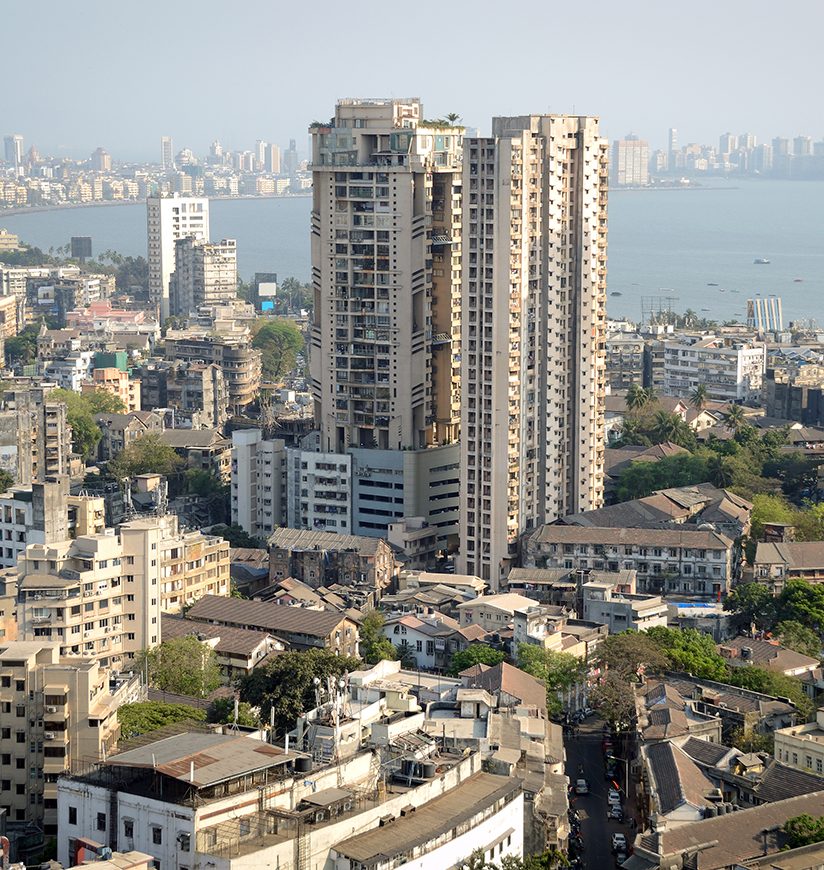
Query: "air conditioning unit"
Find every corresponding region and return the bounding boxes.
[44,731,56,740]
[46,706,58,714]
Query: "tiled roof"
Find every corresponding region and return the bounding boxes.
[464,662,546,710]
[718,637,819,674]
[268,527,384,555]
[755,541,824,569]
[678,736,737,768]
[186,594,351,639]
[749,759,824,803]
[528,524,733,549]
[644,741,716,814]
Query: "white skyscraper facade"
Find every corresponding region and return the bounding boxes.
[147,193,210,320]
[458,115,608,587]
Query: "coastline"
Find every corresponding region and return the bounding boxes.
[0,192,312,218]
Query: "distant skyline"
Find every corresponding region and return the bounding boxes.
[3,0,823,162]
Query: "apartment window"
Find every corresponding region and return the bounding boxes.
[415,640,423,652]
[124,820,134,838]
[69,807,77,825]
[792,753,798,765]
[817,759,823,774]
[97,812,106,831]
[806,755,813,769]
[152,827,162,845]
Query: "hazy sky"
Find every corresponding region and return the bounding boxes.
[4,0,822,162]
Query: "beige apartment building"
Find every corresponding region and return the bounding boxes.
[17,514,230,670]
[0,640,141,847]
[458,115,608,587]
[310,97,463,453]
[169,237,238,316]
[81,367,141,412]
[164,329,261,411]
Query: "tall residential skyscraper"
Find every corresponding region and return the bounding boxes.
[265,142,281,174]
[458,115,608,587]
[169,237,238,315]
[309,98,462,544]
[612,134,649,186]
[4,133,23,167]
[161,135,174,170]
[146,193,210,320]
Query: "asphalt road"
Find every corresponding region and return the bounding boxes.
[565,717,632,870]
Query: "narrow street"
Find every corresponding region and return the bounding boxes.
[565,717,634,869]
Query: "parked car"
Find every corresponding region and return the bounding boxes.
[611,833,627,853]
[608,805,624,822]
[575,778,590,795]
[615,850,627,867]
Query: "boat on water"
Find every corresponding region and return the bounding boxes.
[794,278,803,283]
[754,257,771,264]
[701,308,710,312]
[707,282,719,286]
[719,288,726,292]
[731,289,739,293]
[610,291,623,297]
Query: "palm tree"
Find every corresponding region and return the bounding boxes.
[643,386,657,406]
[707,454,735,488]
[690,384,709,412]
[446,112,461,126]
[617,416,651,447]
[723,404,747,433]
[651,410,681,444]
[625,384,646,411]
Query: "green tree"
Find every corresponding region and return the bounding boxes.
[448,644,506,676]
[252,319,305,380]
[776,620,822,659]
[595,631,669,679]
[139,636,222,698]
[589,670,637,729]
[359,610,398,665]
[395,640,417,668]
[690,384,709,411]
[645,626,729,681]
[723,404,747,433]
[238,648,361,734]
[51,388,115,461]
[108,432,184,479]
[4,323,41,366]
[117,701,206,739]
[185,468,227,497]
[777,579,824,636]
[84,388,126,414]
[748,493,796,541]
[517,644,584,713]
[0,469,13,491]
[723,582,777,631]
[706,453,735,488]
[209,523,266,549]
[206,697,260,728]
[728,726,774,754]
[614,453,709,502]
[625,384,648,412]
[764,451,818,500]
[783,814,824,848]
[616,415,652,447]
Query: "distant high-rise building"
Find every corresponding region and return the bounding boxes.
[169,237,238,315]
[612,134,649,186]
[146,193,210,320]
[90,147,111,171]
[668,127,678,157]
[265,143,281,174]
[283,138,299,176]
[752,143,773,173]
[719,132,738,155]
[772,136,791,156]
[458,115,608,586]
[255,139,268,170]
[209,139,224,163]
[794,135,813,157]
[739,132,757,150]
[3,133,23,167]
[161,135,174,170]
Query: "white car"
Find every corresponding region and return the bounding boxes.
[575,778,589,795]
[608,788,622,805]
[611,833,627,853]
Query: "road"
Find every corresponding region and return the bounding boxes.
[565,717,632,869]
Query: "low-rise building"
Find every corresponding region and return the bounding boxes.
[753,541,824,592]
[94,411,163,461]
[456,593,540,633]
[159,428,232,481]
[186,594,359,657]
[717,636,820,680]
[522,525,736,598]
[268,527,399,600]
[774,707,824,775]
[581,580,668,632]
[82,367,141,412]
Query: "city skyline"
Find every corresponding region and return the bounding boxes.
[3,0,823,161]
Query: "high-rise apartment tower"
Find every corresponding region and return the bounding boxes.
[458,115,608,587]
[146,193,210,320]
[309,99,462,544]
[161,135,174,170]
